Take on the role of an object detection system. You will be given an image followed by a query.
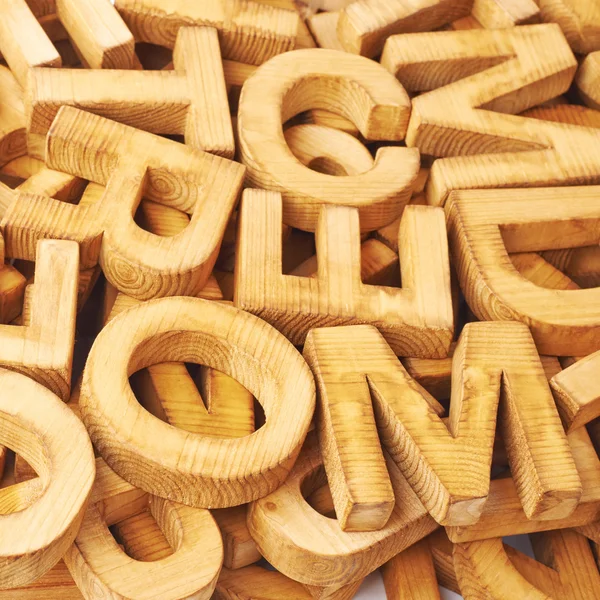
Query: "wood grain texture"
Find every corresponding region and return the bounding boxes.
[551,351,600,432]
[66,491,223,599]
[248,433,437,588]
[81,296,315,508]
[447,187,600,356]
[523,102,600,128]
[542,245,600,289]
[235,189,453,357]
[0,560,82,599]
[381,538,441,600]
[539,0,600,53]
[214,565,313,599]
[577,52,600,111]
[15,388,223,600]
[114,0,300,65]
[0,369,94,588]
[238,48,418,232]
[304,322,579,526]
[27,26,234,158]
[284,124,373,177]
[0,264,26,324]
[447,426,600,542]
[0,0,61,87]
[472,0,540,28]
[0,67,27,170]
[304,327,395,533]
[0,239,77,400]
[56,0,136,68]
[212,505,261,570]
[454,528,600,599]
[3,107,245,299]
[337,0,473,57]
[379,25,600,207]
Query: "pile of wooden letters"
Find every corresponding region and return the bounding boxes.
[0,0,599,598]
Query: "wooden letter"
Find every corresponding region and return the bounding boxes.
[114,0,300,65]
[27,26,234,158]
[337,0,473,57]
[80,296,315,508]
[236,190,453,357]
[447,427,600,542]
[447,187,600,356]
[0,369,94,587]
[304,322,580,526]
[454,528,600,599]
[551,351,600,432]
[538,0,600,53]
[238,49,419,232]
[0,239,77,400]
[2,107,245,299]
[64,461,223,600]
[248,434,437,588]
[380,25,600,206]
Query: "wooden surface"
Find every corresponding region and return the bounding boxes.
[4,107,245,298]
[27,26,235,157]
[447,187,600,356]
[238,48,418,232]
[81,296,315,507]
[248,433,437,588]
[0,240,77,399]
[235,189,453,357]
[380,25,600,207]
[0,4,599,598]
[0,369,94,588]
[114,0,300,64]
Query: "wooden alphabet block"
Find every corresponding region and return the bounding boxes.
[0,369,94,588]
[64,462,223,600]
[2,107,245,299]
[248,433,437,588]
[380,25,600,206]
[447,187,600,356]
[238,49,419,231]
[235,189,453,357]
[577,52,600,110]
[551,351,600,432]
[538,0,600,53]
[446,426,600,542]
[27,26,234,158]
[454,528,600,599]
[0,239,78,400]
[304,322,580,527]
[114,0,300,65]
[336,0,473,57]
[81,296,315,508]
